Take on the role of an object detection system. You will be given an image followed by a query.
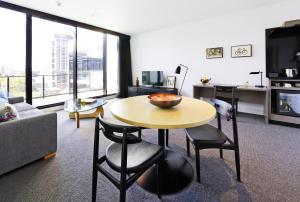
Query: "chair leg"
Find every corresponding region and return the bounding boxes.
[165,129,169,147]
[138,128,142,138]
[234,148,241,182]
[219,149,223,159]
[119,175,126,202]
[120,188,126,202]
[195,148,201,183]
[186,135,190,157]
[120,167,127,202]
[236,102,238,115]
[92,166,98,202]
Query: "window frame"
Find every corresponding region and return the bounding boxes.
[0,1,128,108]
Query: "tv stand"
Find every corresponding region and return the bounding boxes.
[128,86,178,97]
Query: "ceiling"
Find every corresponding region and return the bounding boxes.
[3,0,284,35]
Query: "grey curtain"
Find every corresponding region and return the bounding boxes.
[117,36,133,98]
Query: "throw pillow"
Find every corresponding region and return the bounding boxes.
[0,103,19,123]
[0,89,8,103]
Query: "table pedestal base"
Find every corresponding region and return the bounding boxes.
[137,149,194,195]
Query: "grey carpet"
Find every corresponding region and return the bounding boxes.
[0,100,300,202]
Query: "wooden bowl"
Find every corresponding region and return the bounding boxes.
[148,93,182,108]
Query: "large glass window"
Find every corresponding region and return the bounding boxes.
[0,5,121,107]
[77,28,104,98]
[0,7,26,98]
[32,17,75,106]
[107,34,119,94]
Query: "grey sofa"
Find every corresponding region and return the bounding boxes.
[0,97,57,175]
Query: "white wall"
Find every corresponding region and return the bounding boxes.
[131,0,300,115]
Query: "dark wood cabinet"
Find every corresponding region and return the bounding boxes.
[128,86,178,97]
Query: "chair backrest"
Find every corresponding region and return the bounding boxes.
[211,98,238,146]
[96,117,141,144]
[214,85,237,107]
[93,117,142,181]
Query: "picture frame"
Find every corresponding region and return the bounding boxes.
[206,47,223,59]
[231,44,252,58]
[166,76,176,88]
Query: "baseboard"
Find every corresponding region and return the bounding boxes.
[269,120,300,128]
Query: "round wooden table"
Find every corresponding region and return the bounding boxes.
[111,95,216,195]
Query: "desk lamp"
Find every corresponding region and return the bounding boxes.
[249,71,264,88]
[175,64,189,95]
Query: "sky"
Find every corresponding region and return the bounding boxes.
[0,7,104,75]
[0,6,118,95]
[0,7,26,73]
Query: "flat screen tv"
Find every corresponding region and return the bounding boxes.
[266,26,300,79]
[142,71,164,86]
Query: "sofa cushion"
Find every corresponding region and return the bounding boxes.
[8,97,25,104]
[18,109,44,119]
[0,103,19,123]
[13,102,36,112]
[0,89,8,104]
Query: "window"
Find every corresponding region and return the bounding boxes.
[107,34,119,94]
[0,7,26,98]
[77,28,104,98]
[32,17,75,106]
[0,3,123,107]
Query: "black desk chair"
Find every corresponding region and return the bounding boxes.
[185,99,241,183]
[214,85,239,114]
[92,117,164,202]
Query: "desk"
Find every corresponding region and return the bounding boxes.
[111,95,216,195]
[193,84,269,123]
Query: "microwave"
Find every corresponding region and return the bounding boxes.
[276,90,300,117]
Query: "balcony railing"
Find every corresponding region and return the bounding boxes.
[0,72,104,100]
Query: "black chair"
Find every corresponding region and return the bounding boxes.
[92,117,164,202]
[214,85,239,114]
[185,99,241,183]
[165,86,239,147]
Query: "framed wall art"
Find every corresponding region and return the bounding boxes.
[166,76,176,88]
[206,47,223,59]
[231,44,252,58]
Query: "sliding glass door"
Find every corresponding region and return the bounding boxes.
[32,17,75,106]
[0,7,26,98]
[77,28,104,98]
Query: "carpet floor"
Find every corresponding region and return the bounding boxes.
[0,100,299,202]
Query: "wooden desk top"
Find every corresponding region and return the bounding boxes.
[193,84,268,92]
[111,95,216,129]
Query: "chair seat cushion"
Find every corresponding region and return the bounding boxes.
[106,140,163,172]
[186,124,227,145]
